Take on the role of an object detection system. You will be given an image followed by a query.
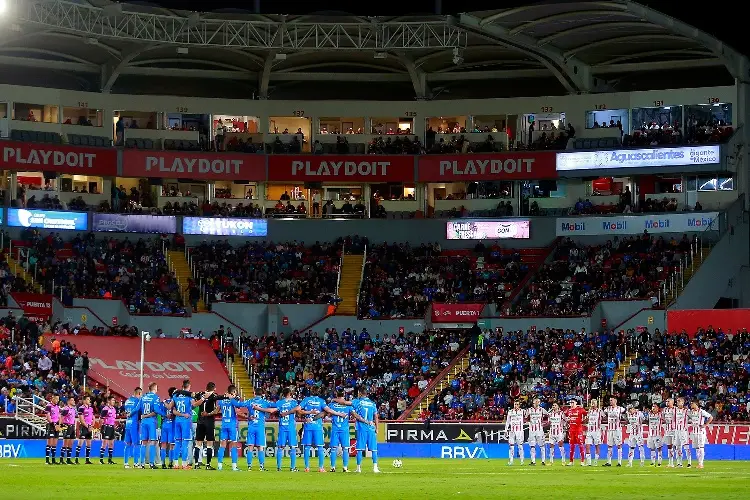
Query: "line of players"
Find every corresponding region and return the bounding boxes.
[44,378,382,473]
[505,396,713,468]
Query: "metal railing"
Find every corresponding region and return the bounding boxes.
[336,241,345,297]
[15,395,51,432]
[354,243,367,316]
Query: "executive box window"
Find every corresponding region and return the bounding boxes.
[426,116,467,134]
[687,175,735,192]
[13,103,59,123]
[269,116,310,153]
[371,183,415,201]
[319,117,365,134]
[63,106,103,127]
[214,180,258,200]
[585,109,628,130]
[371,117,413,135]
[629,105,683,146]
[685,103,733,143]
[0,102,8,119]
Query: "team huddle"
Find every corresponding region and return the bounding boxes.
[505,397,713,468]
[44,379,381,473]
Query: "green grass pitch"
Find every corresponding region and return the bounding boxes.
[3,459,749,499]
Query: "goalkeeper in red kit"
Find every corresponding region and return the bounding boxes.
[563,399,587,466]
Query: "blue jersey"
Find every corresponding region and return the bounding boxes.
[159,398,173,420]
[245,397,272,428]
[124,396,141,427]
[216,398,242,425]
[300,396,327,430]
[140,392,160,421]
[329,402,353,431]
[353,397,377,430]
[276,398,299,428]
[172,394,193,421]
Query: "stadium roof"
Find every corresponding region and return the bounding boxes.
[0,0,746,99]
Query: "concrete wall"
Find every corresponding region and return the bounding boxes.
[597,299,654,329]
[615,308,666,333]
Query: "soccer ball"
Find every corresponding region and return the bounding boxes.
[392,459,403,468]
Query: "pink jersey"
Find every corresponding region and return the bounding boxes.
[62,405,77,425]
[603,406,625,430]
[549,411,564,435]
[647,411,662,437]
[662,407,676,432]
[78,405,94,426]
[526,407,547,433]
[505,409,525,432]
[674,408,689,431]
[587,409,603,432]
[102,405,117,426]
[46,404,60,424]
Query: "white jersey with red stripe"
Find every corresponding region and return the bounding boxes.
[662,407,677,434]
[688,409,712,432]
[603,406,625,431]
[647,411,663,437]
[674,408,690,432]
[526,407,548,434]
[548,411,565,436]
[626,411,645,437]
[505,409,525,433]
[586,408,603,433]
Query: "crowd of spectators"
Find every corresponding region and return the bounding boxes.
[191,240,341,305]
[19,230,186,315]
[240,328,466,420]
[359,243,530,319]
[624,120,733,147]
[510,236,685,316]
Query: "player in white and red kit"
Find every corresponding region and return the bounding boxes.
[525,398,548,465]
[646,403,663,466]
[662,398,677,466]
[563,399,587,466]
[625,406,645,467]
[505,400,525,465]
[674,398,690,467]
[546,403,565,465]
[688,401,713,469]
[585,399,603,466]
[602,397,625,466]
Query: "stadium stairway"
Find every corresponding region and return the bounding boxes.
[229,357,255,400]
[5,254,42,293]
[612,352,639,388]
[406,346,472,420]
[167,250,207,312]
[335,254,364,315]
[663,245,711,305]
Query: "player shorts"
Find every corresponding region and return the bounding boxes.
[330,429,349,449]
[302,428,324,447]
[219,424,238,442]
[606,430,623,446]
[568,429,584,445]
[195,420,216,442]
[247,426,266,447]
[45,423,60,439]
[277,427,298,447]
[548,431,565,444]
[78,425,92,440]
[690,432,706,448]
[355,428,377,452]
[626,435,644,448]
[507,430,524,445]
[140,419,158,441]
[662,431,675,446]
[585,430,602,446]
[102,424,116,441]
[674,430,689,447]
[527,431,545,447]
[174,420,193,442]
[160,422,175,445]
[647,435,662,449]
[62,424,76,440]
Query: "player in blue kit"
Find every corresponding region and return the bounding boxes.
[216,385,244,471]
[334,387,380,473]
[123,387,142,469]
[275,387,300,472]
[300,386,340,473]
[327,390,355,472]
[172,380,210,469]
[244,389,278,471]
[158,388,176,469]
[139,382,161,469]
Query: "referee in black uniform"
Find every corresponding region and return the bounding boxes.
[194,382,222,470]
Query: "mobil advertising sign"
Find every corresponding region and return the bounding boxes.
[556,212,719,236]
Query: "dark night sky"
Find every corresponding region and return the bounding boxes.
[142,0,747,57]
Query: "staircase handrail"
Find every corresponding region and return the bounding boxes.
[336,241,344,297]
[355,243,366,317]
[15,395,51,420]
[397,344,470,421]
